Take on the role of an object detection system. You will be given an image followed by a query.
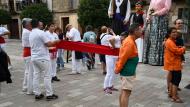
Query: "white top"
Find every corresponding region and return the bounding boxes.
[66,27,81,41]
[0,27,9,35]
[108,0,131,22]
[29,28,51,61]
[100,33,112,46]
[45,31,59,41]
[22,28,31,47]
[110,36,121,48]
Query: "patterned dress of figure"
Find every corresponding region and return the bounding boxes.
[108,0,131,35]
[143,0,171,65]
[129,1,145,62]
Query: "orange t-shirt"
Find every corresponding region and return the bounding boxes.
[164,38,185,71]
[115,36,138,74]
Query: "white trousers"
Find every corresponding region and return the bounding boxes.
[32,59,53,96]
[135,38,143,62]
[104,55,117,88]
[23,56,34,94]
[50,58,57,77]
[72,51,82,73]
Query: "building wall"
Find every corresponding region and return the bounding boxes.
[53,12,79,29]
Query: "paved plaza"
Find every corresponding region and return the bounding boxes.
[0,40,190,107]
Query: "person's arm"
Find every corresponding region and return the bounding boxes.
[0,27,10,37]
[146,0,154,21]
[115,41,133,74]
[166,40,185,55]
[124,0,131,24]
[41,32,60,47]
[109,36,116,48]
[153,0,171,16]
[83,33,87,42]
[108,0,113,18]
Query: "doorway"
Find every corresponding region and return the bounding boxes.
[8,19,19,39]
[62,17,69,33]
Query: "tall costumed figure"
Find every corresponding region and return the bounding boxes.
[143,0,171,65]
[129,1,145,62]
[108,0,131,35]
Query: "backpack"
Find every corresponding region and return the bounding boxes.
[89,34,95,43]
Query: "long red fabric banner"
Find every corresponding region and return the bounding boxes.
[56,40,119,56]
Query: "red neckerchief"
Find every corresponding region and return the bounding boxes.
[136,11,144,15]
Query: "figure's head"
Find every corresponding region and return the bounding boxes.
[65,24,72,32]
[174,19,183,30]
[135,1,143,12]
[129,23,142,39]
[47,22,55,33]
[168,27,178,40]
[22,18,32,30]
[85,25,93,32]
[38,21,44,30]
[120,31,128,42]
[31,19,39,29]
[101,26,108,33]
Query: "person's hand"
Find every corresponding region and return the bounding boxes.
[123,20,129,25]
[151,12,157,16]
[115,69,120,74]
[146,18,150,23]
[108,12,113,18]
[109,29,114,34]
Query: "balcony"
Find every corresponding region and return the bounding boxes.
[15,0,47,12]
[0,3,9,11]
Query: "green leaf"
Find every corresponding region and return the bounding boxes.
[0,9,11,24]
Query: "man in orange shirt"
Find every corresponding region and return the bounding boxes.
[164,27,185,103]
[115,23,142,107]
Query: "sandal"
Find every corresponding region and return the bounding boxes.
[171,97,183,103]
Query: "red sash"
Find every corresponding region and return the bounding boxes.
[56,40,119,56]
[0,36,5,44]
[49,47,57,59]
[23,47,31,57]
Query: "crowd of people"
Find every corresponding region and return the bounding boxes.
[0,0,188,106]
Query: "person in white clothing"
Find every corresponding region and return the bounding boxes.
[129,1,145,62]
[21,18,34,94]
[100,26,117,94]
[29,19,59,101]
[66,24,82,74]
[0,26,10,50]
[0,26,12,68]
[45,23,60,82]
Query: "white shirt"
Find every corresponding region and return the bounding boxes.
[67,27,81,41]
[29,28,51,61]
[110,36,121,48]
[22,28,31,47]
[45,31,59,41]
[100,33,112,46]
[0,27,9,35]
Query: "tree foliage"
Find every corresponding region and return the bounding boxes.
[0,9,11,24]
[20,3,53,25]
[77,0,111,28]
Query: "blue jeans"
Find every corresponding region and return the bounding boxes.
[56,49,64,67]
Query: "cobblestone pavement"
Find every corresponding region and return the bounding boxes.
[0,40,190,107]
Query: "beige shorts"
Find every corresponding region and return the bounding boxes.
[121,76,136,91]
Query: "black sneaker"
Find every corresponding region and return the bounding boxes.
[52,76,60,81]
[35,94,44,101]
[46,94,58,101]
